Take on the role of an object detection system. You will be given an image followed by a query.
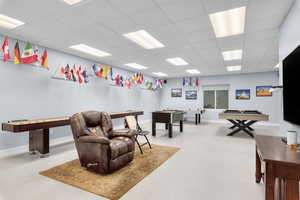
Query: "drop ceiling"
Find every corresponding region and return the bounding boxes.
[0,0,294,78]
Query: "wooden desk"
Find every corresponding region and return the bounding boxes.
[1,111,144,157]
[219,110,269,137]
[255,135,300,200]
[152,110,184,138]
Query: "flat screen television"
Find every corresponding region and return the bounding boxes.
[283,45,300,125]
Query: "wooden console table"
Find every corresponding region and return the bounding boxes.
[255,135,300,200]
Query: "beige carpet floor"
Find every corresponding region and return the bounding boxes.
[40,144,179,200]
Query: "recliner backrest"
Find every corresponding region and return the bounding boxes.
[82,111,101,127]
[101,112,113,137]
[70,113,87,138]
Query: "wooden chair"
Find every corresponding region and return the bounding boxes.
[125,116,152,154]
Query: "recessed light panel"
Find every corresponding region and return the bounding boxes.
[125,63,148,70]
[222,49,243,61]
[186,69,201,74]
[166,57,189,66]
[63,0,83,5]
[123,30,165,49]
[0,14,24,29]
[227,65,241,71]
[69,44,111,57]
[209,7,246,38]
[152,72,168,77]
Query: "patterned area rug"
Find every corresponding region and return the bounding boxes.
[40,144,179,200]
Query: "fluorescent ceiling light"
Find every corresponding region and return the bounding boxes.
[166,57,189,66]
[0,14,24,29]
[125,63,148,70]
[186,69,201,74]
[152,72,168,77]
[63,0,83,5]
[69,44,111,57]
[123,30,165,49]
[222,49,243,61]
[209,7,246,38]
[227,65,241,71]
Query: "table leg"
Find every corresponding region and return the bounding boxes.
[135,135,143,154]
[256,146,262,183]
[285,179,299,200]
[152,122,156,136]
[165,123,168,130]
[180,120,183,132]
[242,128,254,138]
[265,162,275,200]
[279,179,286,200]
[227,120,254,138]
[229,125,237,129]
[168,123,173,138]
[228,119,239,128]
[244,120,257,131]
[29,129,49,157]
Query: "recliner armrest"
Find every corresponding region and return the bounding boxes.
[78,135,110,144]
[111,129,137,138]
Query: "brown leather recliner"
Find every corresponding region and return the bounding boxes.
[70,111,136,174]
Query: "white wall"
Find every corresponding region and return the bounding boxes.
[279,0,300,136]
[0,36,161,150]
[160,72,281,124]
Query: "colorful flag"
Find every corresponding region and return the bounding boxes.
[65,64,72,80]
[115,75,121,85]
[21,42,38,64]
[110,67,114,80]
[146,81,153,90]
[76,66,84,83]
[71,64,77,82]
[92,64,97,75]
[154,79,163,90]
[60,66,65,78]
[82,68,89,83]
[41,49,48,68]
[102,66,109,79]
[2,37,10,62]
[31,45,40,66]
[13,41,21,64]
[195,78,200,87]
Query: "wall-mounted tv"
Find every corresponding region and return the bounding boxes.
[283,45,300,125]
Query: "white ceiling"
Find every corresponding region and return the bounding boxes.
[0,0,295,78]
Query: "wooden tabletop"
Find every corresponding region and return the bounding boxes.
[219,112,269,121]
[2,111,144,133]
[255,135,300,166]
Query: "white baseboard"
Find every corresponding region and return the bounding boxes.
[0,135,74,159]
[0,119,150,158]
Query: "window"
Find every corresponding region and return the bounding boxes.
[216,90,228,109]
[203,88,229,109]
[204,91,215,109]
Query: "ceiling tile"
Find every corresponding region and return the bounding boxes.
[0,0,293,77]
[158,0,206,21]
[202,0,248,13]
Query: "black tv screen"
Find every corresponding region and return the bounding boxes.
[283,45,300,125]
